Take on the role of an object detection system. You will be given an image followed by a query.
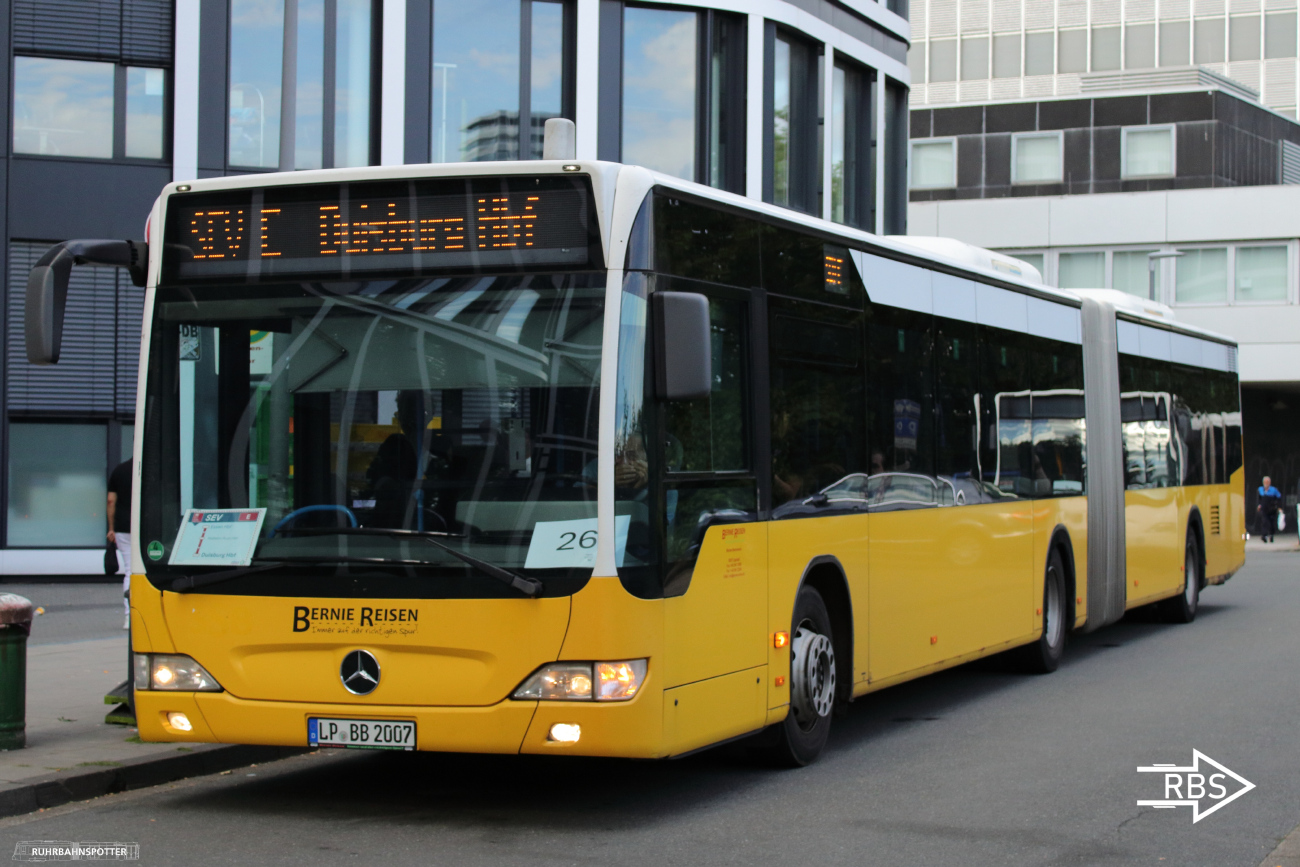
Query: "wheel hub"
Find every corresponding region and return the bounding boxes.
[790,626,836,725]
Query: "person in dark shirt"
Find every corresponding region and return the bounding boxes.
[1256,475,1282,543]
[107,459,133,628]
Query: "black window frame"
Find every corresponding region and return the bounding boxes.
[11,55,172,165]
[764,23,822,215]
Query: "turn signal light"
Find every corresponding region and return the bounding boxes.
[775,676,786,687]
[773,631,789,649]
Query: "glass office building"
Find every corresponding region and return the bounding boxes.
[0,0,911,574]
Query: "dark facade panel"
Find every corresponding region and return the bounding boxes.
[404,0,432,164]
[1093,126,1121,180]
[933,105,983,136]
[984,132,1010,186]
[782,0,908,63]
[1150,91,1213,124]
[1093,95,1147,127]
[911,109,932,139]
[197,0,228,172]
[956,134,983,187]
[1038,99,1091,131]
[9,159,169,239]
[984,101,1036,133]
[1176,121,1215,180]
[1064,128,1091,183]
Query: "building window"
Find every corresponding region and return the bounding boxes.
[992,34,1021,78]
[1122,125,1175,178]
[769,29,820,214]
[1230,15,1261,61]
[13,57,167,161]
[1126,23,1156,69]
[1235,245,1288,302]
[1113,250,1159,297]
[1012,132,1062,184]
[622,7,743,190]
[1058,251,1105,289]
[7,422,108,547]
[910,139,955,189]
[1058,29,1087,73]
[960,37,989,80]
[231,0,376,170]
[831,59,874,229]
[1176,248,1229,303]
[1160,21,1191,66]
[1266,12,1298,59]
[929,39,956,82]
[1091,27,1121,71]
[431,0,569,164]
[1194,18,1226,64]
[1025,32,1054,75]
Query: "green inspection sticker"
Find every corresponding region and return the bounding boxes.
[147,541,165,561]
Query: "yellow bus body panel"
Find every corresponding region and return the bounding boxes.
[868,501,1034,684]
[155,590,571,707]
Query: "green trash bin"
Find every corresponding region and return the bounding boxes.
[0,594,33,750]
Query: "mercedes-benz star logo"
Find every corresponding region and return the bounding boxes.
[340,650,381,695]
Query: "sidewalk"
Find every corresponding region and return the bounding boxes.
[0,636,296,817]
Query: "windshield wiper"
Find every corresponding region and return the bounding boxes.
[171,560,317,593]
[271,527,544,598]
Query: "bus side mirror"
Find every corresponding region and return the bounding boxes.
[25,239,148,364]
[653,291,712,401]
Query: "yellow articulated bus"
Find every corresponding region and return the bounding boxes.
[25,155,1243,766]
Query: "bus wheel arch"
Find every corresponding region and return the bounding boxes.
[796,555,854,708]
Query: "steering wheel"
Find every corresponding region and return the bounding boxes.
[269,505,358,538]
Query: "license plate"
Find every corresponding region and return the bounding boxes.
[308,717,416,750]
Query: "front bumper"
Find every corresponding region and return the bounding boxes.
[134,681,668,758]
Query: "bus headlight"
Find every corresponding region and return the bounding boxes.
[512,659,647,701]
[134,653,223,691]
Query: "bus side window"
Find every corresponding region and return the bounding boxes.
[935,317,978,503]
[770,298,867,513]
[979,327,1033,497]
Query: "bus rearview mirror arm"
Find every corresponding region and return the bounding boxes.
[653,291,712,401]
[25,239,148,365]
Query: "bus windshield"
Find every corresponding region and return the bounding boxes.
[139,272,605,598]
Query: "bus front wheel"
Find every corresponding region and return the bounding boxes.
[1019,548,1066,674]
[756,585,836,767]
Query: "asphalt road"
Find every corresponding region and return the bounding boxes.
[3,553,1298,866]
[1,581,126,645]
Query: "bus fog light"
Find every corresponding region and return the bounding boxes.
[513,663,594,700]
[166,712,193,732]
[140,654,223,691]
[595,659,647,701]
[548,723,581,743]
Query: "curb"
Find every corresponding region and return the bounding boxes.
[0,744,305,819]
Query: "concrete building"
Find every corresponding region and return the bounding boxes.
[0,0,912,575]
[907,0,1300,118]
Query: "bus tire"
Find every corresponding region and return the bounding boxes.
[1018,548,1066,674]
[1162,530,1201,624]
[756,585,836,767]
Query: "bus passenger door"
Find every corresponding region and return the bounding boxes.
[659,285,766,699]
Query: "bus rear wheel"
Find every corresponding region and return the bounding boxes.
[1018,548,1066,674]
[1162,531,1201,624]
[756,586,836,767]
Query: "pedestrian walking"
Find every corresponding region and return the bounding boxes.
[1256,475,1282,543]
[107,459,133,628]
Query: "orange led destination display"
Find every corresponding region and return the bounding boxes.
[166,177,596,280]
